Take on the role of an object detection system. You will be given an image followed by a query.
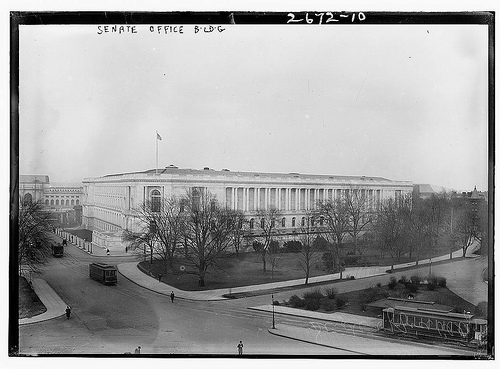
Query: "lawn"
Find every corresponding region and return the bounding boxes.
[138,250,330,291]
[138,242,464,291]
[19,276,46,319]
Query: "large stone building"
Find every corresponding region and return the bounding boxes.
[19,175,83,224]
[82,166,413,250]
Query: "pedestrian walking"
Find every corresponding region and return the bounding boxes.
[134,346,141,354]
[65,305,71,319]
[170,291,175,303]
[125,246,128,253]
[106,248,110,256]
[158,273,162,282]
[62,239,67,246]
[237,340,243,355]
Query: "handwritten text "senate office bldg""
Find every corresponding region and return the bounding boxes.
[96,25,227,35]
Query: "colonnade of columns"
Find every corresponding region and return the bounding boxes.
[226,187,386,212]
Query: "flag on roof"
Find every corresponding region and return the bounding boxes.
[157,132,162,141]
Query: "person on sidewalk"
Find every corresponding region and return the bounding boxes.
[158,273,162,283]
[237,340,243,356]
[134,346,141,354]
[65,305,71,319]
[170,291,175,303]
[106,248,110,256]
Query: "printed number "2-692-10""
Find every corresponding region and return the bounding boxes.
[287,12,366,24]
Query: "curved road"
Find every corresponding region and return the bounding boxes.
[19,244,344,355]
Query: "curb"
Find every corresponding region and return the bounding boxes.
[117,265,225,302]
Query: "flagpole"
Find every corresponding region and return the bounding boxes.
[156,130,158,175]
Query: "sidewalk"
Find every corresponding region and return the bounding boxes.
[249,305,381,328]
[19,278,67,325]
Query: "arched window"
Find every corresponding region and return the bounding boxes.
[66,200,69,206]
[50,199,54,206]
[320,216,324,226]
[23,193,32,205]
[45,200,49,206]
[76,199,80,205]
[261,218,265,229]
[56,199,59,206]
[301,217,306,227]
[250,218,254,229]
[311,217,316,227]
[151,190,161,212]
[71,200,74,205]
[281,217,286,227]
[292,217,296,227]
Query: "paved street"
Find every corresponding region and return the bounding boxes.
[19,234,487,356]
[19,244,341,355]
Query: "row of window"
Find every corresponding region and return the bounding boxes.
[45,199,80,206]
[248,216,324,229]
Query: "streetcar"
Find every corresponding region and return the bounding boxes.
[51,243,64,257]
[89,263,117,285]
[382,306,487,344]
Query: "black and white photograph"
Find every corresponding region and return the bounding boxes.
[9,7,493,360]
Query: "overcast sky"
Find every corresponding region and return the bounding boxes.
[19,23,489,192]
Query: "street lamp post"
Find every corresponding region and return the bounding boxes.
[272,294,276,329]
[429,258,432,275]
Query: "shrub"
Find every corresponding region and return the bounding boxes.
[312,236,329,251]
[350,276,356,280]
[388,276,397,290]
[288,295,304,308]
[252,241,264,252]
[282,240,302,253]
[360,286,389,304]
[335,297,348,309]
[325,287,337,299]
[304,298,320,311]
[398,275,408,285]
[322,252,334,271]
[437,276,447,287]
[272,300,281,306]
[407,283,419,293]
[426,282,436,291]
[427,275,439,286]
[303,289,324,300]
[321,299,337,312]
[376,282,382,288]
[410,275,422,285]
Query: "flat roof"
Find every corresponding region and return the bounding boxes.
[89,167,411,184]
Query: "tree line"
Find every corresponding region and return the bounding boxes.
[18,187,488,289]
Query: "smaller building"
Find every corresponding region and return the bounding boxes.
[19,175,83,226]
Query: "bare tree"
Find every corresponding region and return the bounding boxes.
[447,196,483,258]
[317,195,350,279]
[296,211,321,284]
[227,210,247,257]
[345,186,373,255]
[18,200,53,274]
[255,207,282,274]
[125,197,184,273]
[182,188,235,287]
[267,240,281,279]
[372,198,407,271]
[409,196,434,265]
